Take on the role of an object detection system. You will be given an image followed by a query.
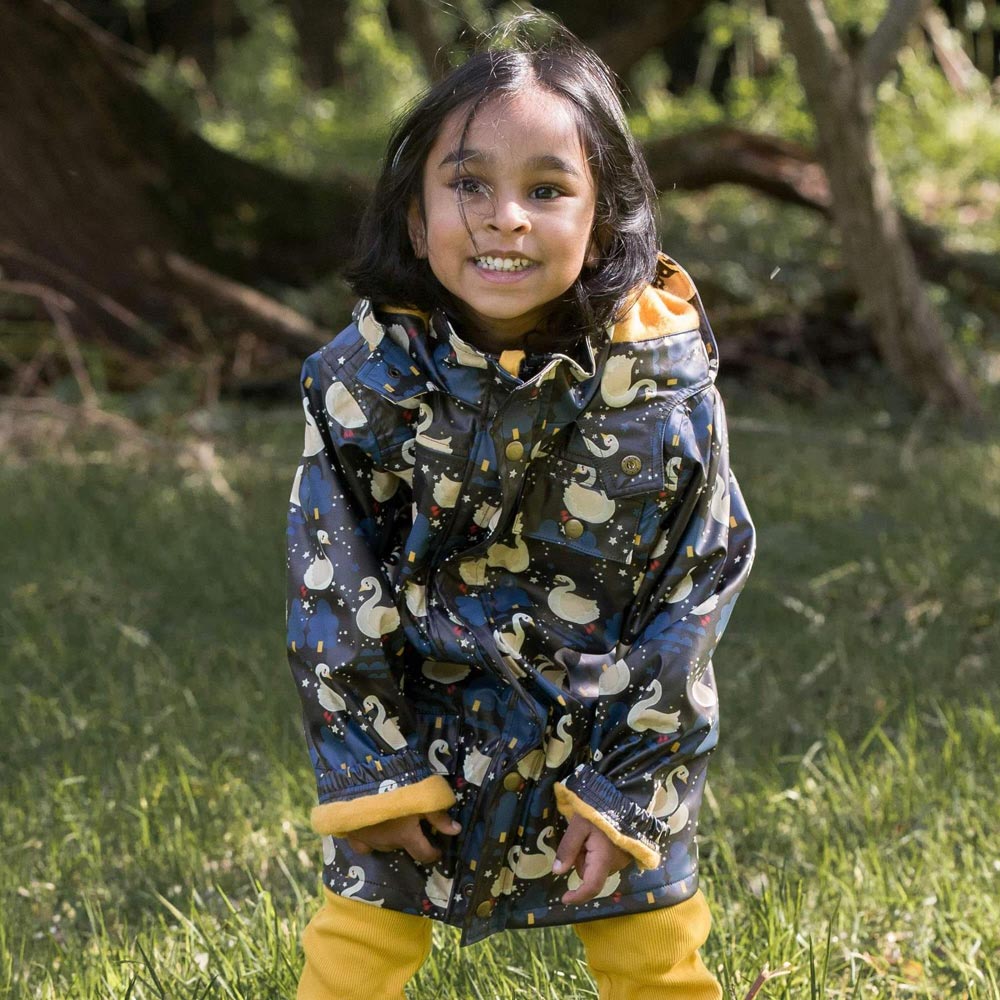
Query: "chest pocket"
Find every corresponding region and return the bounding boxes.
[518,454,665,567]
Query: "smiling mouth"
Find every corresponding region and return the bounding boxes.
[473,256,535,272]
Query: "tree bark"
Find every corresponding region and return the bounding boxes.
[284,0,350,89]
[771,0,980,415]
[0,0,359,361]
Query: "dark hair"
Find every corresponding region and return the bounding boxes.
[344,15,658,350]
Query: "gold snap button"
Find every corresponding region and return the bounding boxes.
[621,455,642,476]
[564,518,584,540]
[505,440,525,461]
[503,772,522,791]
[475,899,495,918]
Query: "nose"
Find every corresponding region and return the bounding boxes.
[487,196,530,234]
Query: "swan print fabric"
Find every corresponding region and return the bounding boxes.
[286,255,755,944]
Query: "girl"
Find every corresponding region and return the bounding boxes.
[286,18,755,1000]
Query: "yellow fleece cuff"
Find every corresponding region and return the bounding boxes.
[311,775,456,837]
[554,782,661,870]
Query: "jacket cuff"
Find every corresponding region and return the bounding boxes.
[554,765,662,870]
[311,775,456,837]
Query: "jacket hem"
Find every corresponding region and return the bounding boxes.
[311,775,456,836]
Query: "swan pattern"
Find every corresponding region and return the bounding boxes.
[286,255,755,945]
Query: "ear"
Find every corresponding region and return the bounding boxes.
[584,236,601,269]
[407,199,427,259]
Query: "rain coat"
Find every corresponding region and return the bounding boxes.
[286,254,755,945]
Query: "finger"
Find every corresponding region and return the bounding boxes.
[402,829,442,866]
[561,850,607,905]
[553,816,588,876]
[425,810,462,836]
[346,837,372,855]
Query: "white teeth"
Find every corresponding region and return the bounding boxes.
[474,256,533,271]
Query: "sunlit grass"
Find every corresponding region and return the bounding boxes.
[3,386,998,998]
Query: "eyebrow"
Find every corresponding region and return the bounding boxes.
[437,149,583,177]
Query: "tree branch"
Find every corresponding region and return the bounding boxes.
[161,252,330,352]
[860,0,931,88]
[644,125,831,214]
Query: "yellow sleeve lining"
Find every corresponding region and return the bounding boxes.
[311,774,456,837]
[554,782,661,870]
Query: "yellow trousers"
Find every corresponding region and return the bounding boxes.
[298,887,721,1000]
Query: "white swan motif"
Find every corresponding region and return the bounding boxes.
[598,658,631,696]
[449,331,489,368]
[314,663,347,714]
[495,613,533,658]
[548,575,599,624]
[544,716,573,767]
[325,381,367,429]
[289,463,304,507]
[429,739,451,775]
[362,694,407,750]
[433,474,463,509]
[343,864,384,906]
[463,746,493,786]
[356,576,400,638]
[508,826,556,880]
[378,778,399,793]
[357,309,385,351]
[486,534,530,572]
[321,835,337,866]
[459,556,488,587]
[474,502,499,527]
[566,868,621,898]
[627,679,682,734]
[665,456,682,492]
[650,530,670,560]
[371,469,400,502]
[649,765,691,835]
[516,749,545,781]
[302,397,324,456]
[582,432,619,458]
[691,593,719,616]
[564,466,616,524]
[421,660,471,684]
[648,764,689,817]
[425,867,454,909]
[666,569,694,604]
[492,865,516,897]
[415,402,453,454]
[710,472,730,524]
[303,529,334,591]
[537,657,568,690]
[404,580,427,618]
[688,660,717,711]
[600,356,656,408]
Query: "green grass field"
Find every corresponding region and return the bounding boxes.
[3,382,998,999]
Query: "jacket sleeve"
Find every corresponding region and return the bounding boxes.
[286,348,455,837]
[554,385,755,869]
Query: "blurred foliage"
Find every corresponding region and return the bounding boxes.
[145,0,427,175]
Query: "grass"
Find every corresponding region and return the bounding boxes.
[2,380,999,999]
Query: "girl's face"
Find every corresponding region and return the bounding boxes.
[408,86,597,351]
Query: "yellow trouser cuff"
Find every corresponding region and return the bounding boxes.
[311,775,456,836]
[574,890,721,1000]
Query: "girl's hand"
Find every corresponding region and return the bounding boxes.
[346,810,461,865]
[553,814,632,904]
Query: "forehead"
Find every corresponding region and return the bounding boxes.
[429,86,592,175]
